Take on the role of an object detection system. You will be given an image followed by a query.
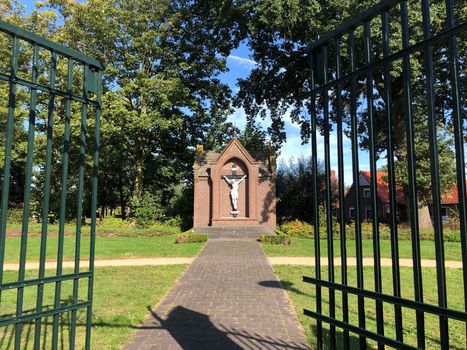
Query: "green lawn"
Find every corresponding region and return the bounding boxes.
[261,238,463,260]
[273,265,466,349]
[3,236,205,263]
[4,235,463,264]
[0,265,186,350]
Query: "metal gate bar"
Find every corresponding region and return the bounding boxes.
[304,0,466,349]
[0,19,103,349]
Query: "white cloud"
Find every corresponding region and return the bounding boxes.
[278,135,310,164]
[226,108,248,130]
[227,55,257,69]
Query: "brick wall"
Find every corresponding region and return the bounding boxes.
[193,139,276,230]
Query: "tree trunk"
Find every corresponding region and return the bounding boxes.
[418,204,433,230]
[118,172,127,220]
[134,91,147,201]
[134,143,144,200]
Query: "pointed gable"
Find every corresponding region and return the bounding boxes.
[214,138,258,167]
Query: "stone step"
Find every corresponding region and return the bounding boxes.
[192,226,275,241]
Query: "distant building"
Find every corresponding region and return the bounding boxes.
[429,181,467,221]
[344,171,465,223]
[344,171,406,222]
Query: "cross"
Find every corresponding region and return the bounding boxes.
[223,164,247,181]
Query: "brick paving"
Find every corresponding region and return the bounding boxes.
[124,241,310,350]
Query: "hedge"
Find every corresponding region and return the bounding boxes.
[260,235,291,245]
[175,234,208,243]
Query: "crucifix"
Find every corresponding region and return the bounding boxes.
[222,164,247,217]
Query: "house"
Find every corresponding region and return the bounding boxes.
[344,171,406,222]
[429,181,467,222]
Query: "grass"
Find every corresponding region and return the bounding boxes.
[261,238,463,260]
[273,265,466,350]
[0,265,187,350]
[3,235,205,263]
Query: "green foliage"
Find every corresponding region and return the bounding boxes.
[392,128,457,207]
[130,192,165,227]
[239,120,271,159]
[166,183,194,231]
[261,237,463,259]
[279,220,313,238]
[276,157,334,223]
[278,218,463,242]
[46,0,240,209]
[260,234,291,245]
[175,233,208,243]
[7,207,24,224]
[233,0,466,207]
[279,219,392,240]
[164,216,182,228]
[0,0,241,226]
[346,221,391,240]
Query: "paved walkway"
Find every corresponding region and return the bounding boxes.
[124,241,310,350]
[4,256,462,271]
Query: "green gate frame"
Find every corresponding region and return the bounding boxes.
[304,0,466,349]
[0,20,103,349]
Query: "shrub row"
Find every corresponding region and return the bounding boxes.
[278,219,462,242]
[259,234,291,245]
[175,234,208,243]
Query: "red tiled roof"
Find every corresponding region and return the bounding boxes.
[360,171,466,205]
[441,181,467,205]
[360,171,405,204]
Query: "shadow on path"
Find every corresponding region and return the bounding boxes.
[142,306,309,350]
[147,306,243,350]
[259,279,307,296]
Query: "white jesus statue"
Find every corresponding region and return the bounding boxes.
[222,174,247,212]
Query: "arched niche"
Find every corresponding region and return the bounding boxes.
[209,138,260,224]
[220,158,249,218]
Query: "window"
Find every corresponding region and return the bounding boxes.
[441,207,448,217]
[385,204,390,213]
[441,207,449,222]
[349,207,355,219]
[365,207,373,220]
[363,188,371,198]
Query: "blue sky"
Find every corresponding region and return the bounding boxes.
[221,47,313,164]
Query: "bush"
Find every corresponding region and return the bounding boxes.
[96,217,131,228]
[345,221,391,240]
[164,216,182,227]
[260,234,291,245]
[7,208,24,223]
[279,220,313,238]
[279,218,461,242]
[130,193,166,227]
[175,234,208,243]
[279,219,392,240]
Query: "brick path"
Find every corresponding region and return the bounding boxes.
[124,241,310,350]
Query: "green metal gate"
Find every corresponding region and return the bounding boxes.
[0,20,103,349]
[304,0,466,349]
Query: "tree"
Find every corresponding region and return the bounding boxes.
[276,157,336,223]
[239,119,270,159]
[232,0,465,227]
[43,0,241,214]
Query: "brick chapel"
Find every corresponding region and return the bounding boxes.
[193,138,276,231]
